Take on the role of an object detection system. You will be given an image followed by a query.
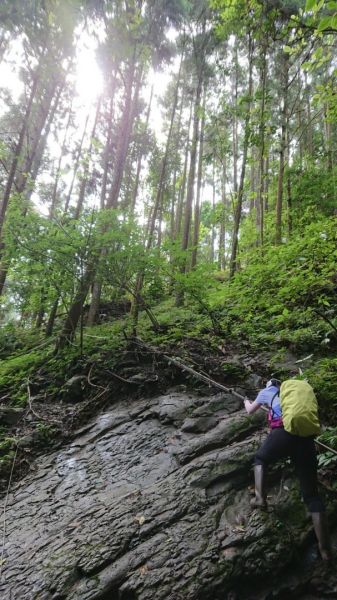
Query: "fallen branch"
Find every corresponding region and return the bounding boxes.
[131,337,337,457]
[130,337,246,402]
[316,439,337,457]
[105,369,134,385]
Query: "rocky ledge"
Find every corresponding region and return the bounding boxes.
[0,388,336,600]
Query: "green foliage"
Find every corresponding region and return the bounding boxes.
[306,358,337,422]
[0,435,17,453]
[0,351,43,380]
[288,166,337,220]
[317,427,337,468]
[36,423,57,441]
[217,215,337,350]
[0,435,17,472]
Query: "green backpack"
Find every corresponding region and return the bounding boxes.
[280,379,321,437]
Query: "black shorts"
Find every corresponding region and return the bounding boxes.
[254,427,324,512]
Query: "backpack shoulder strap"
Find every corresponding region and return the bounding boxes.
[270,390,280,419]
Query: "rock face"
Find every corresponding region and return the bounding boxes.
[0,389,336,600]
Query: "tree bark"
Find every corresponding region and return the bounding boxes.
[15,77,60,197]
[218,161,227,270]
[275,51,289,245]
[174,99,193,240]
[229,36,254,279]
[0,61,42,295]
[175,66,203,305]
[210,163,216,263]
[255,42,267,247]
[106,56,140,210]
[45,297,59,337]
[24,81,64,205]
[63,113,90,214]
[191,86,206,269]
[56,261,96,351]
[49,101,74,218]
[86,92,117,327]
[232,40,239,196]
[130,86,153,215]
[73,98,101,220]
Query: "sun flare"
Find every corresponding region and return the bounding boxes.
[75,48,104,105]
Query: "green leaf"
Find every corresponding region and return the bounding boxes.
[313,46,323,59]
[301,61,312,70]
[283,45,292,53]
[318,16,334,30]
[305,0,317,10]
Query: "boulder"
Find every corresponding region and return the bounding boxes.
[62,375,88,403]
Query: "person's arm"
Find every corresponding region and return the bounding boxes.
[244,398,262,415]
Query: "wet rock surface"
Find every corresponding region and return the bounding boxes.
[0,388,336,600]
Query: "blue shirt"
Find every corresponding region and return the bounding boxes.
[255,385,282,418]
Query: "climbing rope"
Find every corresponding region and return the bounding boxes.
[131,336,337,457]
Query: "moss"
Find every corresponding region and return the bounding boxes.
[0,351,44,393]
[0,436,17,475]
[222,362,248,379]
[0,436,17,454]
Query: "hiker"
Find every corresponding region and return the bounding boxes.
[244,378,331,561]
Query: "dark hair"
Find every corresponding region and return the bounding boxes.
[269,378,281,387]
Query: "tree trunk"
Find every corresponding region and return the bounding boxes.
[73,98,101,220]
[49,101,74,218]
[56,261,96,351]
[45,297,59,337]
[86,94,116,327]
[210,163,216,263]
[100,94,115,210]
[174,99,193,240]
[275,52,289,245]
[0,61,42,295]
[263,154,269,212]
[304,72,313,156]
[15,78,59,197]
[130,86,153,215]
[191,86,206,268]
[297,70,303,169]
[24,81,64,205]
[249,147,256,214]
[106,57,140,210]
[232,40,239,196]
[324,108,333,171]
[286,119,292,237]
[176,67,203,306]
[255,42,267,247]
[218,161,227,270]
[63,113,90,214]
[229,36,254,279]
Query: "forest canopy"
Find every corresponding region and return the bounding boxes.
[0,0,336,368]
